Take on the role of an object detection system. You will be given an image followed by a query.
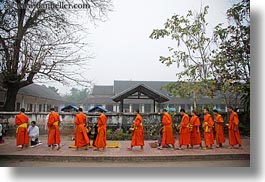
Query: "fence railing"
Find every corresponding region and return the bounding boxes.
[0,111,249,139]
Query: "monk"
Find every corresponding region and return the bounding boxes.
[94,110,107,151]
[213,109,225,148]
[15,108,29,149]
[128,109,144,151]
[47,108,61,150]
[190,110,202,149]
[75,108,90,150]
[227,106,242,149]
[158,109,175,150]
[203,108,214,149]
[178,108,190,150]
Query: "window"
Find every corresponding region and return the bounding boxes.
[106,105,113,112]
[39,104,42,112]
[16,102,21,111]
[27,104,33,112]
[144,104,151,113]
[123,104,129,113]
[132,104,140,112]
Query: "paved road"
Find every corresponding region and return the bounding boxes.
[0,160,250,167]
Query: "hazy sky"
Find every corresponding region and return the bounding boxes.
[45,0,237,95]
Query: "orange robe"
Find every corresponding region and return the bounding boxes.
[161,112,175,146]
[75,112,90,147]
[190,115,202,146]
[131,114,144,147]
[203,114,214,146]
[179,113,190,146]
[95,113,107,148]
[15,113,29,146]
[228,111,241,145]
[47,111,61,145]
[214,114,225,144]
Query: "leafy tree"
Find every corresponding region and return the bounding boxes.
[64,87,90,104]
[213,0,250,111]
[150,6,216,108]
[43,85,59,94]
[150,1,250,112]
[0,0,112,111]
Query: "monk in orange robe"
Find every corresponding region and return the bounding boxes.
[213,109,225,148]
[75,108,90,150]
[178,108,190,150]
[94,110,107,151]
[190,110,202,149]
[158,109,175,150]
[203,108,214,149]
[128,109,144,151]
[227,106,242,149]
[47,108,61,150]
[15,108,29,149]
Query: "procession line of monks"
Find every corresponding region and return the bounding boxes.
[158,107,242,150]
[14,106,242,151]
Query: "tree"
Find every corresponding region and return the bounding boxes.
[64,87,90,104]
[149,6,216,108]
[43,85,59,94]
[213,0,250,111]
[0,0,112,111]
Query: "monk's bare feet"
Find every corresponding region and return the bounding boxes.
[51,145,55,150]
[127,147,132,151]
[17,145,23,150]
[57,146,61,151]
[157,147,163,150]
[94,148,100,151]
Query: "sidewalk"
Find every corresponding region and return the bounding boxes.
[0,135,250,163]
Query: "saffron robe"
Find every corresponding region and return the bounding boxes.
[214,114,225,144]
[179,113,190,146]
[95,113,107,148]
[75,112,90,147]
[47,111,61,145]
[203,114,214,146]
[161,112,175,146]
[131,114,144,147]
[228,111,242,145]
[190,115,202,146]
[15,113,29,146]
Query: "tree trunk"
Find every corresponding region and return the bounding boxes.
[2,83,20,111]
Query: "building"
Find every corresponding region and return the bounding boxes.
[86,80,227,113]
[0,83,66,112]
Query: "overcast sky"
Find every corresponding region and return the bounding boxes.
[45,0,238,95]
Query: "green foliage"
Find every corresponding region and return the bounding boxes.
[150,5,217,108]
[63,87,90,103]
[213,0,250,109]
[150,0,250,111]
[150,6,213,81]
[43,85,59,94]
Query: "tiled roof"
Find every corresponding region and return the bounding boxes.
[18,84,66,102]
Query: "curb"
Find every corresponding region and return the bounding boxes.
[0,153,250,162]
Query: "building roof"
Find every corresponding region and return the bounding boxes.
[112,84,169,103]
[18,84,66,102]
[92,85,114,96]
[113,80,172,96]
